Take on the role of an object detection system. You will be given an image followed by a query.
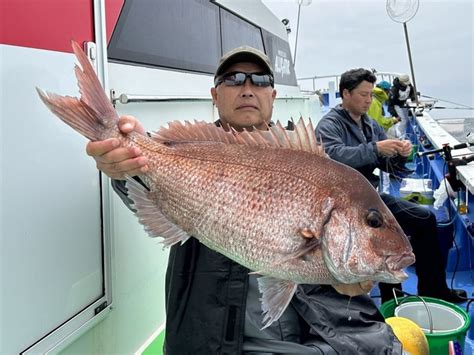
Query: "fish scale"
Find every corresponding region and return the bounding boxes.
[137,142,356,282]
[36,40,416,329]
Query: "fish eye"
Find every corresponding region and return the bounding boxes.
[366,208,383,228]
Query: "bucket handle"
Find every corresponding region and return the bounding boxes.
[392,288,434,334]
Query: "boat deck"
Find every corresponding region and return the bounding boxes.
[369,110,474,353]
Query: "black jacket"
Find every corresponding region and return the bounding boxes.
[388,78,416,117]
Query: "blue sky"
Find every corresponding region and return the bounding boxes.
[262,0,473,120]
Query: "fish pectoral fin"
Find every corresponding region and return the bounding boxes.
[125,177,191,247]
[299,227,318,239]
[257,276,297,329]
[295,235,322,258]
[271,235,322,268]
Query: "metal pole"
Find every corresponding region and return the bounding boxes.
[403,22,419,105]
[294,2,302,66]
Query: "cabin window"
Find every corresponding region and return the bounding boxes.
[220,9,264,54]
[108,0,221,73]
[108,0,295,86]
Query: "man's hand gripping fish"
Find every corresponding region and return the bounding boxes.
[36,41,415,329]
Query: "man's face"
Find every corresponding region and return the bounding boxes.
[342,80,374,117]
[211,62,276,131]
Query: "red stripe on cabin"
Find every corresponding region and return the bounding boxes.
[0,0,124,52]
[106,0,125,44]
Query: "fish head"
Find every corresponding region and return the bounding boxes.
[321,185,415,284]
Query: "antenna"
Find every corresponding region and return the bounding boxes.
[293,0,312,66]
[386,0,420,105]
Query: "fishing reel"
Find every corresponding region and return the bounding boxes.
[417,140,474,192]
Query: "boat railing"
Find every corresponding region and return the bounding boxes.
[111,93,212,105]
[111,92,315,105]
[297,71,401,93]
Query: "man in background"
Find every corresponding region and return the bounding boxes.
[367,80,400,132]
[387,74,416,137]
[316,68,465,304]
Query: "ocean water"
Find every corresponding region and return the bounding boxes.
[430,109,474,144]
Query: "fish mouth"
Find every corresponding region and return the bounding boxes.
[386,253,415,271]
[382,253,416,282]
[324,251,415,284]
[384,269,409,282]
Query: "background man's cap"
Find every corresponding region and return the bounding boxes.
[377,80,391,90]
[214,46,274,78]
[398,74,411,85]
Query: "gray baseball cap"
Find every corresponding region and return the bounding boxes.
[214,46,274,79]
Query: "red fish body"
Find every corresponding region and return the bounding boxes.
[37,41,415,328]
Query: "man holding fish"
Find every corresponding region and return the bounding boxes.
[79,48,406,354]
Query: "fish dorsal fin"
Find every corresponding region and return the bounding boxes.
[125,176,191,246]
[150,120,237,145]
[150,117,325,156]
[237,118,324,155]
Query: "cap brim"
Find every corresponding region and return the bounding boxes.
[215,51,273,78]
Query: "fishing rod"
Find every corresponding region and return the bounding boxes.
[418,141,474,191]
[420,94,474,110]
[430,107,474,110]
[417,141,474,159]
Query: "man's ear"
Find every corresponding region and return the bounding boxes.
[211,87,218,105]
[342,88,349,100]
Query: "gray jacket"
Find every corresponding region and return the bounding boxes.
[316,105,405,187]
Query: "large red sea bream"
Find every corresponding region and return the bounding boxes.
[37,41,415,328]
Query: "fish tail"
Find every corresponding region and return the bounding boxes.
[36,40,118,141]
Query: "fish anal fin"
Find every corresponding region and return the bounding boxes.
[257,277,297,329]
[125,177,191,246]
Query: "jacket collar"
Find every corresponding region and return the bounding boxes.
[333,105,374,143]
[334,104,372,126]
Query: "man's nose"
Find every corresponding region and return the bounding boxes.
[240,78,254,97]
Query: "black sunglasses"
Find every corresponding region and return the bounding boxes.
[215,71,274,88]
